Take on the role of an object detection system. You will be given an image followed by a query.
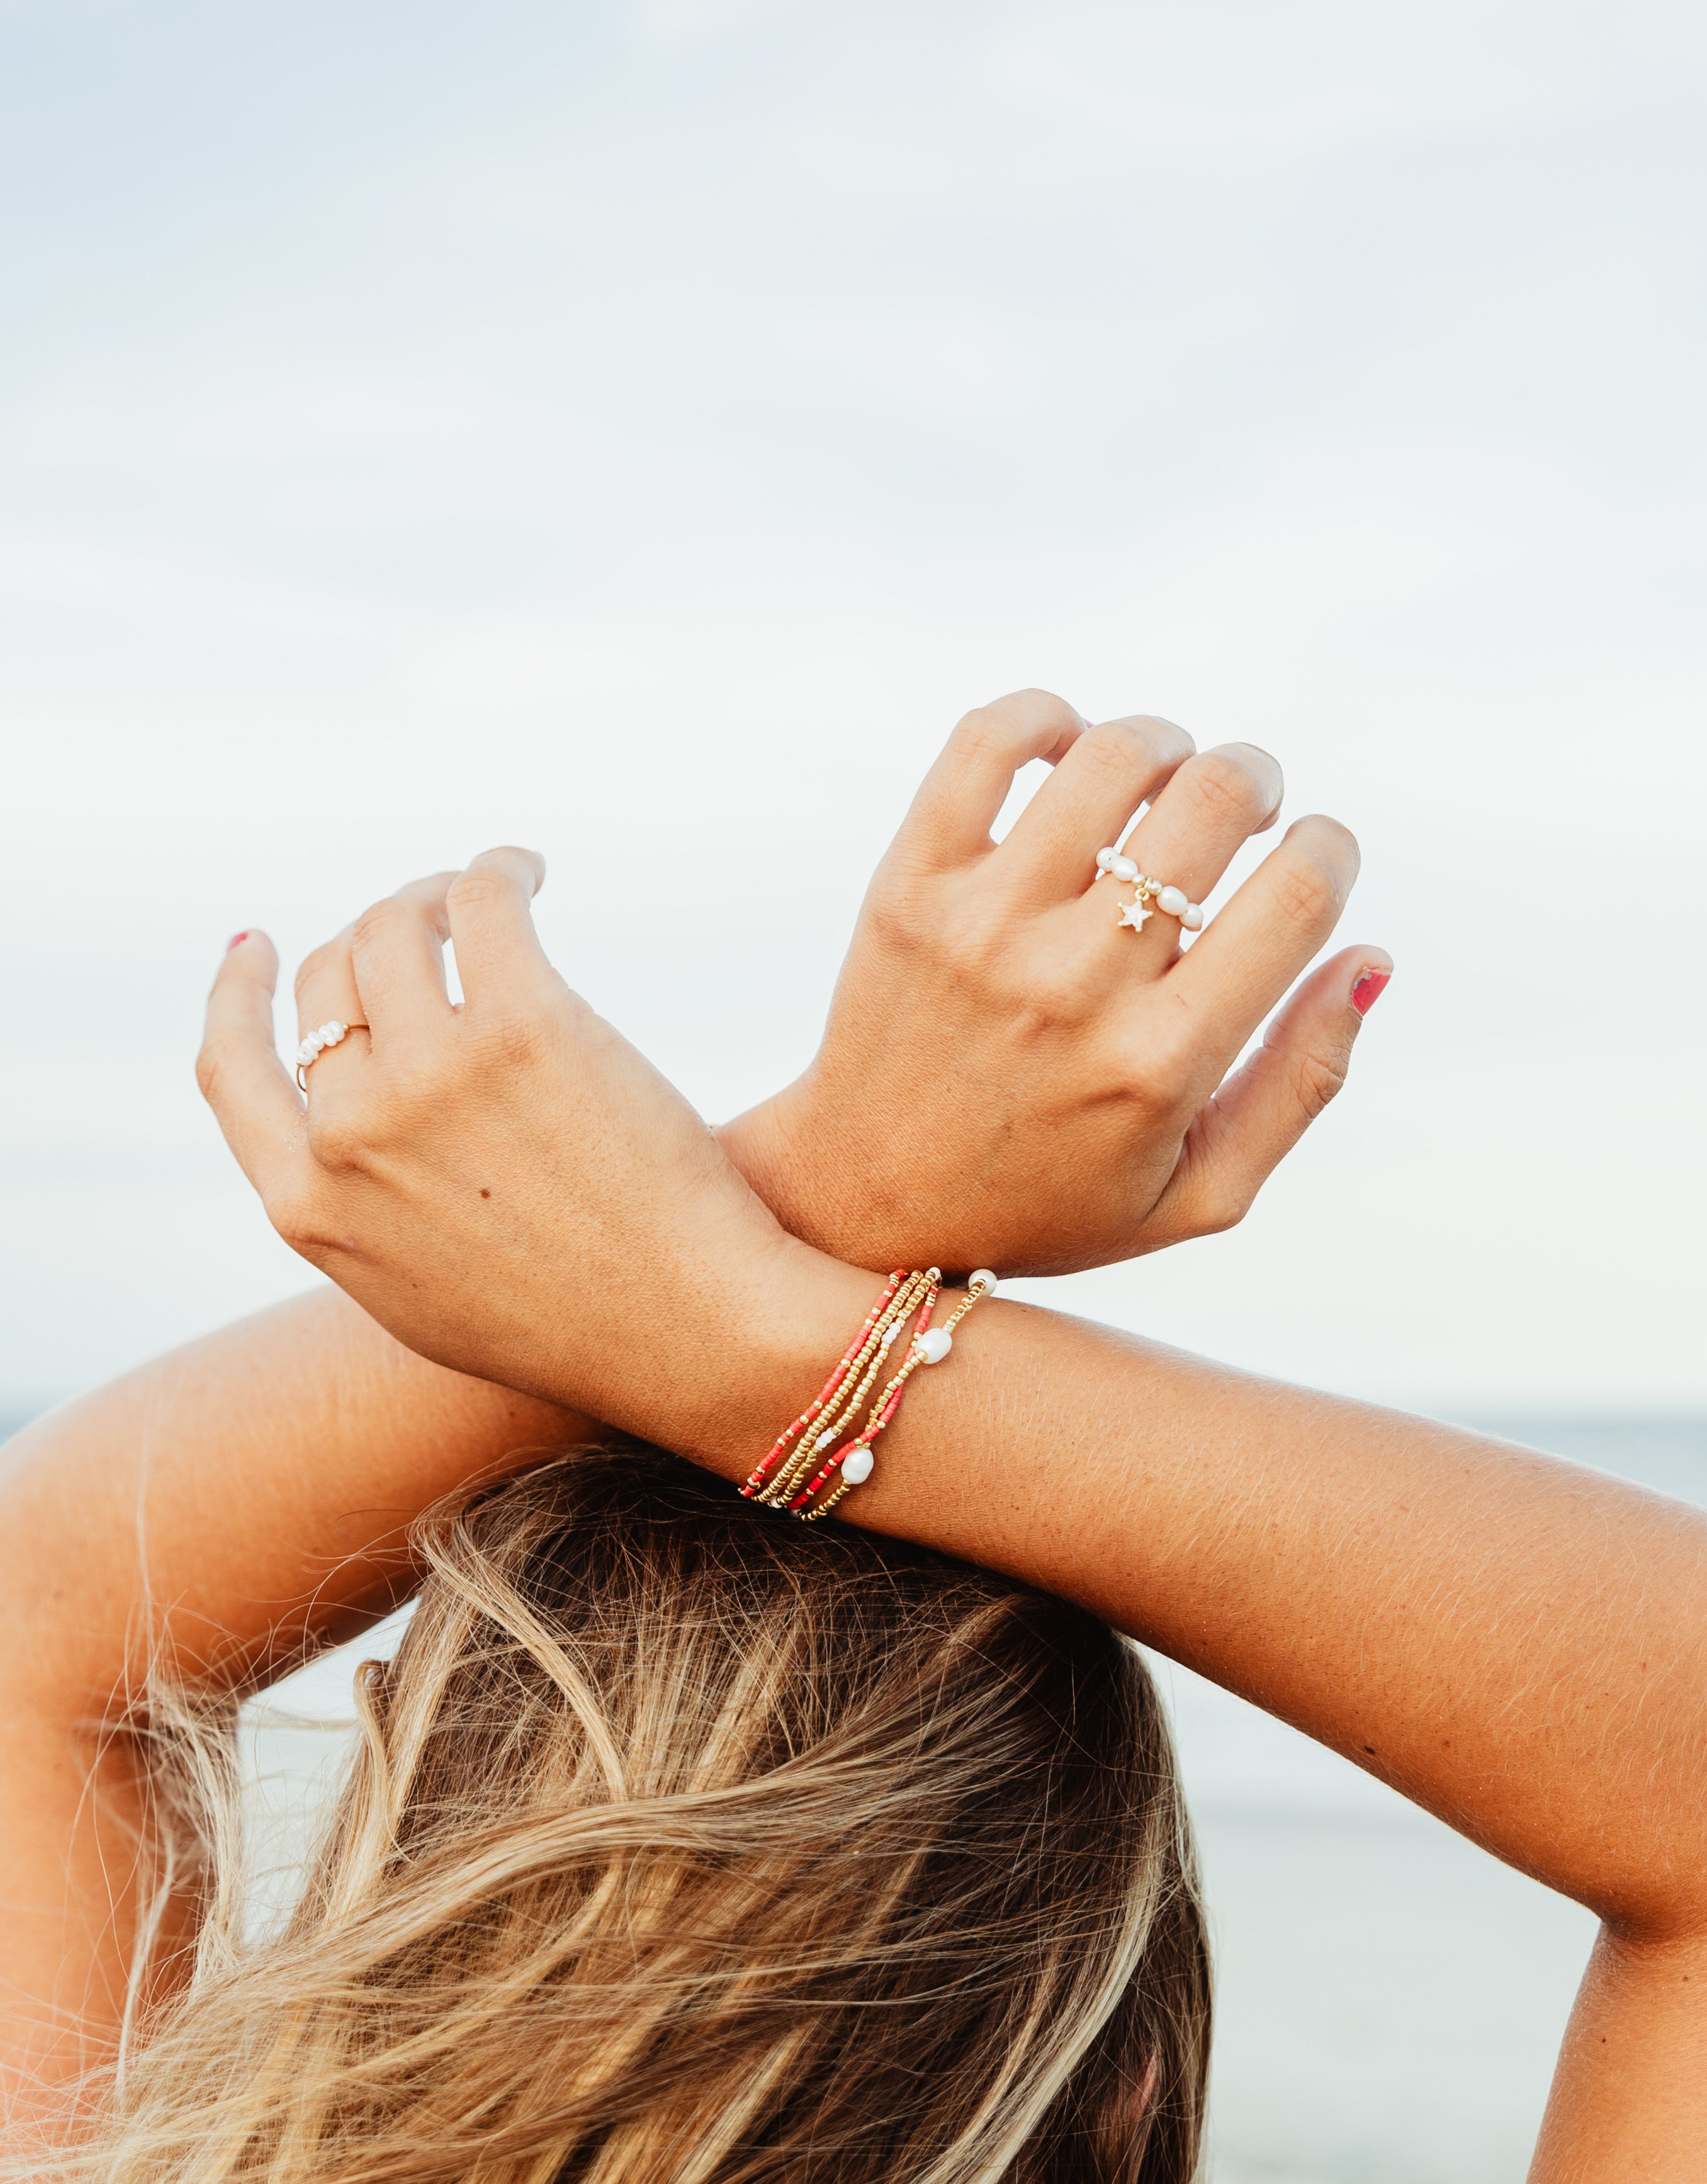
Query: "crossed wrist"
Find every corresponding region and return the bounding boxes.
[617,1231,987,1510]
[595,1231,877,1483]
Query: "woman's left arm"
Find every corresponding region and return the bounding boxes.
[0,1287,587,2113]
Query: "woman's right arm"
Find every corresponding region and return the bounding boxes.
[864,1315,1707,2181]
[195,851,1707,2180]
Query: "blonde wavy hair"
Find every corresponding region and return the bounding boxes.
[60,1442,1210,2182]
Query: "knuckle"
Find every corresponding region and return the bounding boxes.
[468,1008,548,1073]
[1290,813,1361,879]
[1192,1178,1256,1236]
[1269,851,1344,933]
[948,705,1012,765]
[863,882,927,954]
[1186,747,1268,826]
[1074,720,1151,784]
[950,688,1075,761]
[1008,684,1074,725]
[1293,1043,1349,1121]
[305,1109,371,1175]
[267,1181,331,1257]
[1107,1036,1187,1120]
[293,939,346,1000]
[349,898,402,955]
[193,1036,226,1103]
[936,907,1004,984]
[1135,712,1195,766]
[1022,970,1097,1031]
[446,866,512,919]
[1172,1131,1257,1235]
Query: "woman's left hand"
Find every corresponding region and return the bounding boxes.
[719,689,1387,1275]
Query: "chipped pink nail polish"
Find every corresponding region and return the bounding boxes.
[225,931,250,952]
[1351,968,1391,1017]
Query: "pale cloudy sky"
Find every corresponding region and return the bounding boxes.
[2,0,1704,1416]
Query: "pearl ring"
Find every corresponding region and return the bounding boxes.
[295,1019,367,1092]
[1093,849,1204,935]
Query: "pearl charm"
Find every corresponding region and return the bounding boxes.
[761,1265,998,1520]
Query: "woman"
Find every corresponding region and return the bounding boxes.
[4,695,1704,2178]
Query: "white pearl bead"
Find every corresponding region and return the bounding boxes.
[1156,885,1188,917]
[881,1318,906,1347]
[319,1021,345,1045]
[915,1328,953,1365]
[1095,847,1118,871]
[814,1429,839,1451]
[1109,854,1139,883]
[841,1448,875,1485]
[969,1269,998,1296]
[1182,904,1205,931]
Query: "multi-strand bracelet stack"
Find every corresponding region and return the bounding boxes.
[741,1266,997,1521]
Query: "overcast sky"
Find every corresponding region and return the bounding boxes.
[3,0,1704,1417]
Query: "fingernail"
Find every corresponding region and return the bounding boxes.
[225,931,249,953]
[1351,968,1391,1017]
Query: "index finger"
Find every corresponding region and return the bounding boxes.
[1157,816,1361,1106]
[893,690,1086,871]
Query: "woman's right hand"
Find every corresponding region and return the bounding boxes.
[718,689,1389,1276]
[198,854,853,1448]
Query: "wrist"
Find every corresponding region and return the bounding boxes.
[713,1092,814,1241]
[598,1225,886,1488]
[716,1082,889,1269]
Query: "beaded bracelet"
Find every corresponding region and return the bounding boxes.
[741,1266,997,1521]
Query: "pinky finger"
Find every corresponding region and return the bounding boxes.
[1144,946,1392,1245]
[196,931,308,1197]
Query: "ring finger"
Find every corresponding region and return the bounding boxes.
[1084,742,1283,968]
[293,929,367,1093]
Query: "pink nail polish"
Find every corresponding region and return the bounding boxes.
[225,931,249,952]
[1351,968,1391,1017]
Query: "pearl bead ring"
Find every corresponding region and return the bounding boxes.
[1094,849,1204,933]
[294,1019,366,1092]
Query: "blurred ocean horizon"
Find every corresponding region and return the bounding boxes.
[6,1400,1699,2181]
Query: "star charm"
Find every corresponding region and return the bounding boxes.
[1117,895,1153,931]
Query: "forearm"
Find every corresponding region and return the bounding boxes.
[616,1259,1707,1945]
[0,1286,589,1713]
[0,1286,589,2108]
[13,1247,1701,1949]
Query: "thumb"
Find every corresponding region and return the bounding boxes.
[1148,945,1392,1243]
